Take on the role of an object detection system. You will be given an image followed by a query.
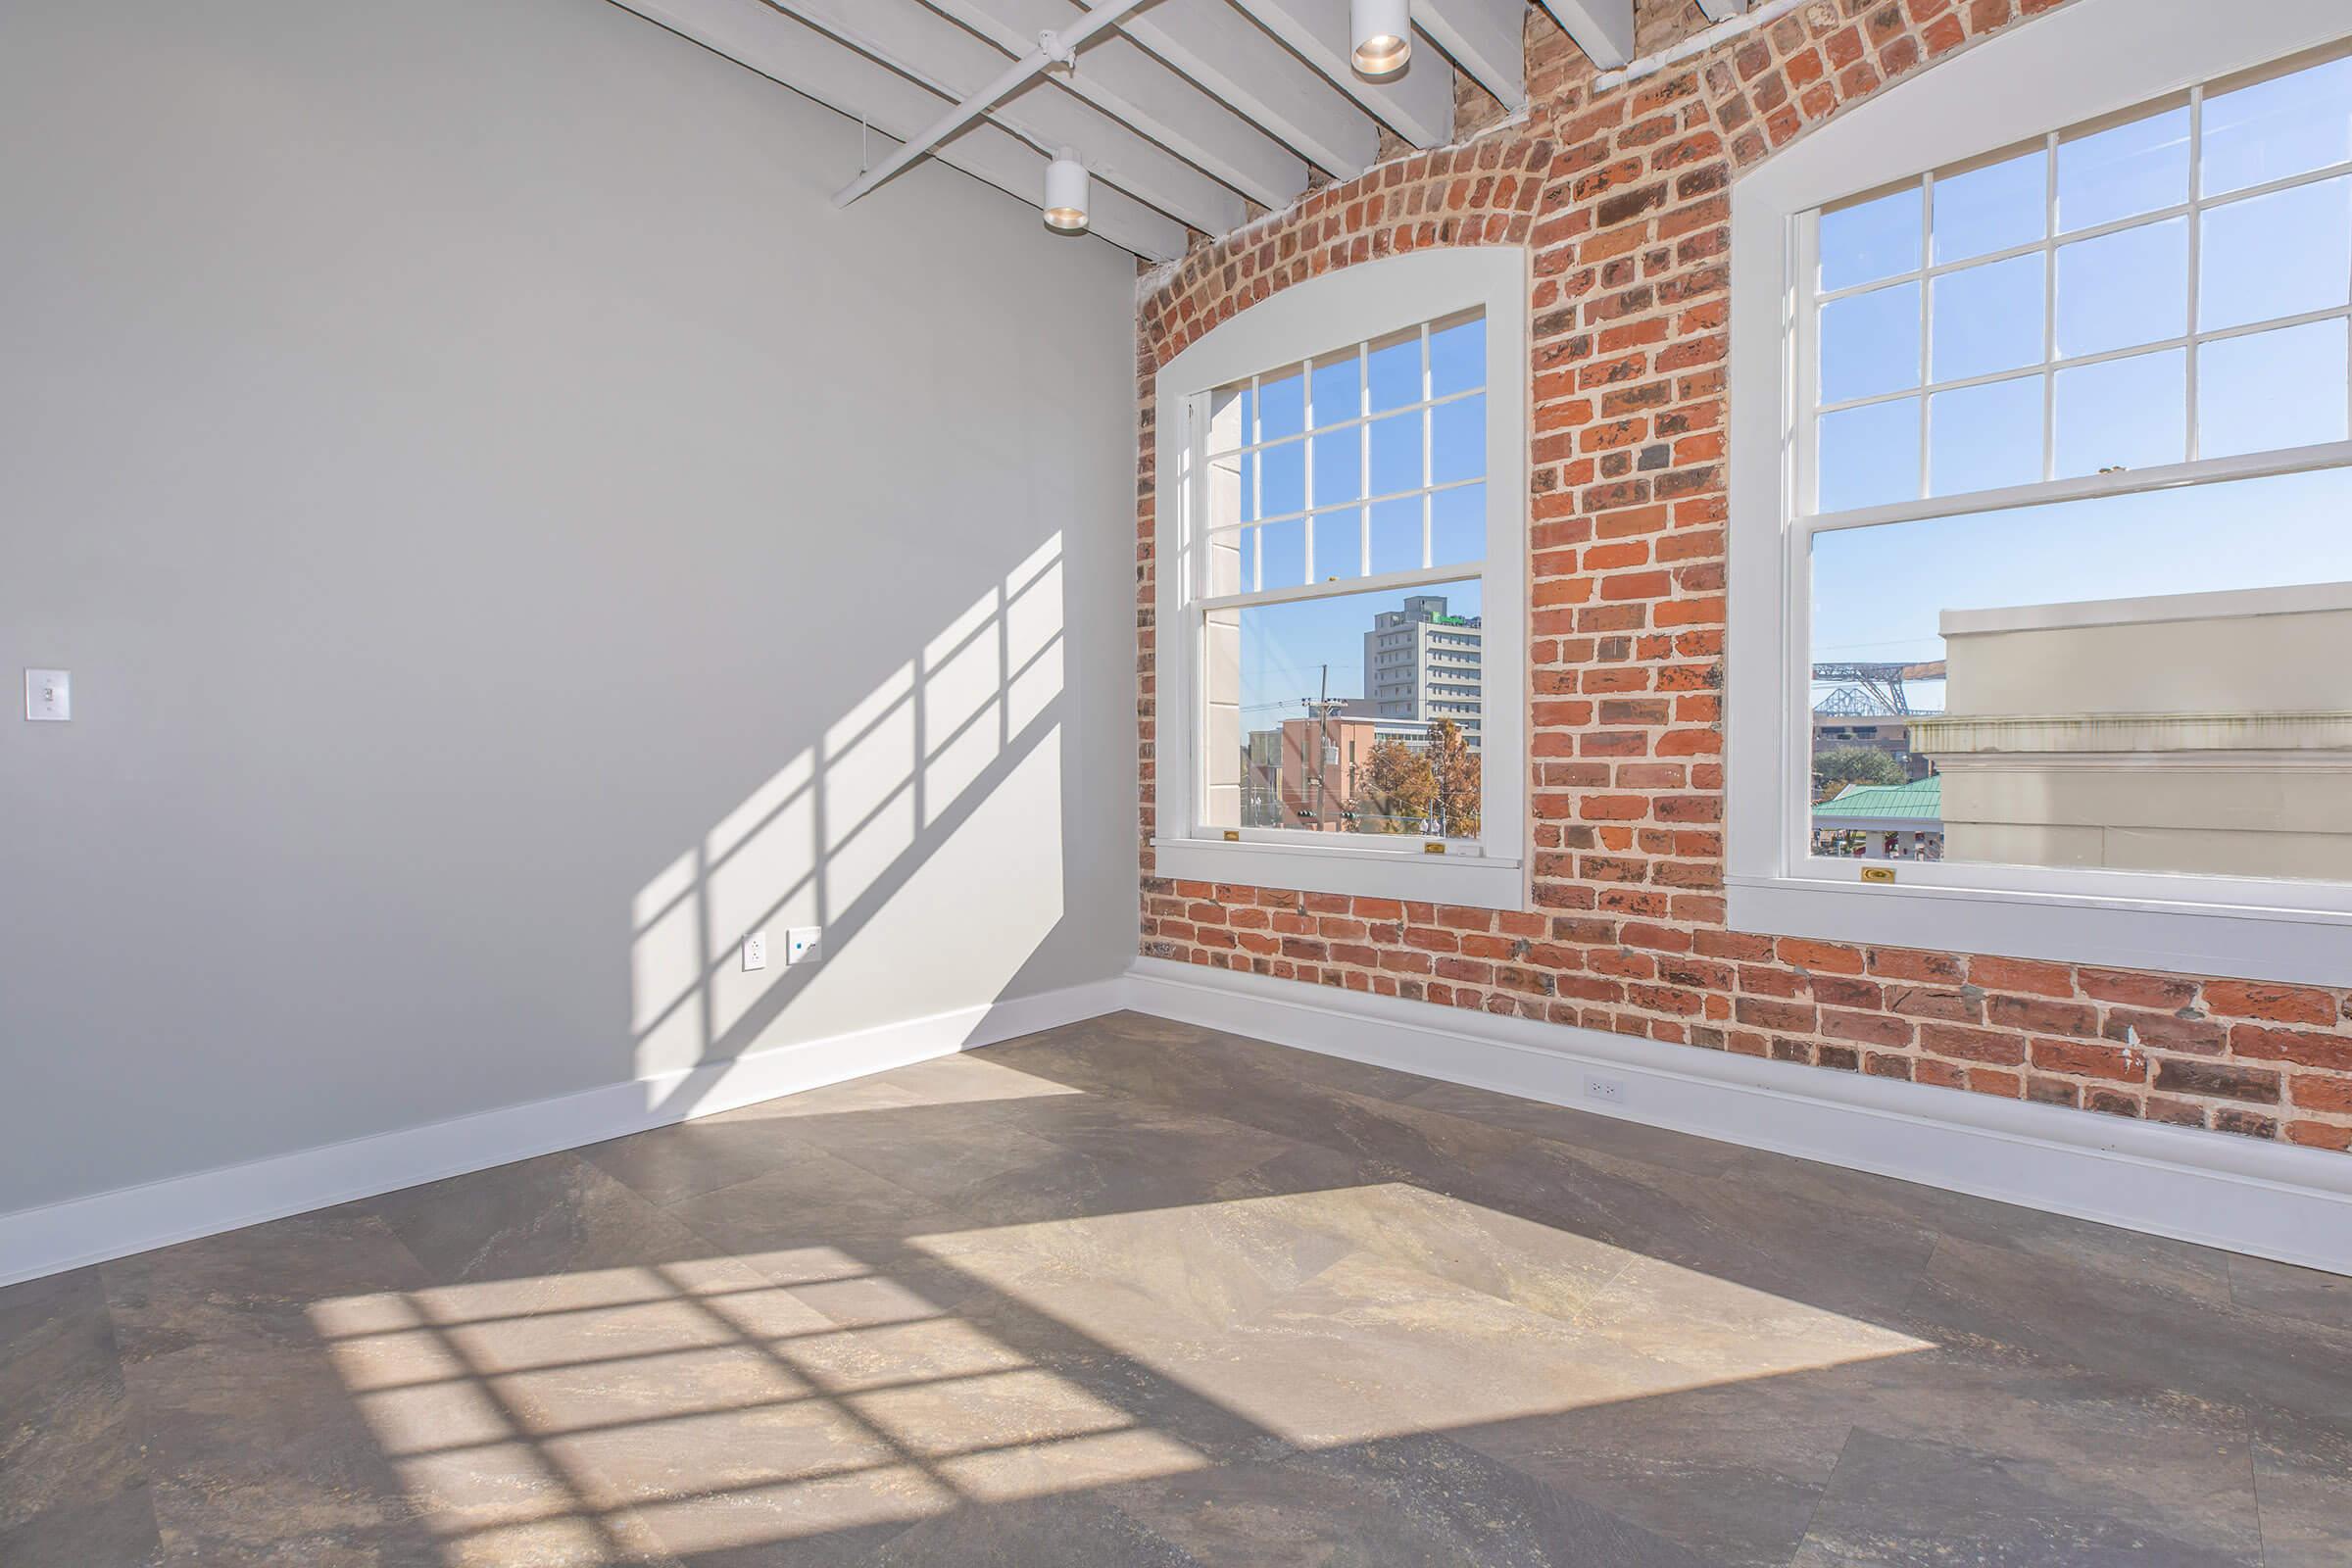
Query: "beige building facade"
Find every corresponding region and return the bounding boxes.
[1910,583,2352,880]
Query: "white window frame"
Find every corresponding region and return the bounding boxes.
[1152,247,1529,907]
[1728,0,2352,986]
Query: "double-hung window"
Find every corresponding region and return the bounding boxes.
[1152,248,1527,906]
[1729,0,2352,983]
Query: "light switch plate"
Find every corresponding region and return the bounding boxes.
[24,669,70,721]
[785,927,821,965]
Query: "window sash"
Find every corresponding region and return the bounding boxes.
[1796,73,2352,523]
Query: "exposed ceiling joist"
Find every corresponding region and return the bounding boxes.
[611,0,1189,258]
[1696,0,1753,20]
[1117,0,1381,179]
[768,0,1246,233]
[1226,0,1453,148]
[1413,0,1527,112]
[924,0,1310,211]
[1536,0,1635,70]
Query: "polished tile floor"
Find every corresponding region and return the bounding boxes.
[5,1011,2348,1566]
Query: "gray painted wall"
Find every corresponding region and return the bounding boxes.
[0,0,1139,1213]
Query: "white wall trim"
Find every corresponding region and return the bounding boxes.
[0,979,1127,1291]
[1123,956,2352,1277]
[13,958,2345,1290]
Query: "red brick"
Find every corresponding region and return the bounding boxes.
[2152,1057,2280,1104]
[1918,1023,2026,1066]
[1776,937,1865,975]
[2029,1038,2144,1083]
[1968,956,2075,998]
[2202,981,2338,1028]
[2076,968,2199,1010]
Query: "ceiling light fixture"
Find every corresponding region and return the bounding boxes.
[1043,149,1090,233]
[1350,0,1411,76]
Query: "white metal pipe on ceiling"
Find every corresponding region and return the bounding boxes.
[831,0,1156,209]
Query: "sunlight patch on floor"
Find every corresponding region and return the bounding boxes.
[910,1185,1938,1450]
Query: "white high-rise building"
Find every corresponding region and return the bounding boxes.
[1364,594,1483,749]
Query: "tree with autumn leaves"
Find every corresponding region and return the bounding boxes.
[1347,719,1480,838]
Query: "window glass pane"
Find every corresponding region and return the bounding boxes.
[1430,394,1486,485]
[1820,280,1921,403]
[1253,517,1306,590]
[1312,428,1362,506]
[1368,327,1422,412]
[1369,410,1422,496]
[1310,354,1361,428]
[2055,219,2187,358]
[1818,397,1921,513]
[2054,348,2187,477]
[2056,106,2189,232]
[1429,313,1485,398]
[1431,483,1485,567]
[1932,254,2045,382]
[1808,467,2352,880]
[1311,509,1367,582]
[1933,149,2046,265]
[2198,318,2351,459]
[1258,367,1304,441]
[1370,496,1424,574]
[1205,581,1487,837]
[1207,449,1251,529]
[2202,54,2352,198]
[1206,383,1250,454]
[1929,375,2044,496]
[1258,438,1304,518]
[2199,175,2352,332]
[1820,184,1923,292]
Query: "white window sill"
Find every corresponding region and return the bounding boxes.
[1728,874,2352,987]
[1152,836,1526,909]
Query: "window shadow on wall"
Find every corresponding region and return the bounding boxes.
[625,532,1072,1127]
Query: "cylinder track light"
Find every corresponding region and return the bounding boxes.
[1350,0,1411,76]
[1043,149,1090,233]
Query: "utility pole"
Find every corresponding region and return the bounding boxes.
[1297,665,1348,831]
[1310,665,1329,828]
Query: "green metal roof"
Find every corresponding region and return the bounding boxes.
[1813,774,1942,821]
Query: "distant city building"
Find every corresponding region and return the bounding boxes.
[1811,713,1934,781]
[1231,714,1379,831]
[1365,594,1484,748]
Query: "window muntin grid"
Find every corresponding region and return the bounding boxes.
[1804,47,2352,519]
[1200,311,1487,597]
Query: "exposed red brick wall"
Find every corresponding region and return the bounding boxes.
[1134,0,2352,1154]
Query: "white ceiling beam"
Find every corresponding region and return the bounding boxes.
[610,0,1189,259]
[1226,0,1454,149]
[771,0,1247,232]
[1696,0,1753,21]
[1537,0,1635,70]
[1413,0,1526,112]
[925,0,1310,210]
[1117,0,1381,179]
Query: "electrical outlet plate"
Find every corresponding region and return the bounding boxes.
[785,926,820,965]
[1584,1075,1624,1103]
[742,932,766,972]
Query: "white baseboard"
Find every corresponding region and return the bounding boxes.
[12,958,2345,1291]
[0,977,1127,1290]
[1123,957,2352,1277]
